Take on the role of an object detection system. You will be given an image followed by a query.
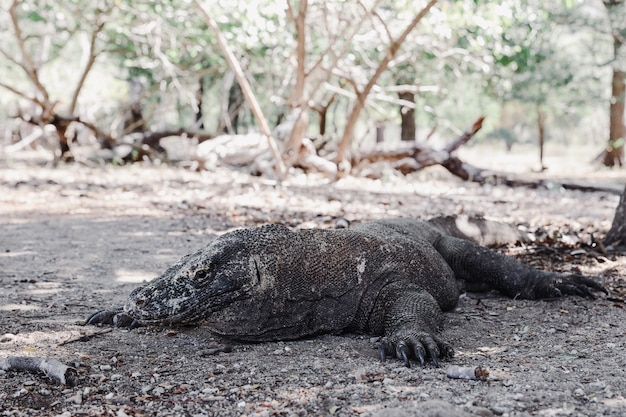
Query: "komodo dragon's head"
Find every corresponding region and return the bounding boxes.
[123,225,287,328]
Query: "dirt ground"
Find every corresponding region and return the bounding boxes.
[1,151,626,417]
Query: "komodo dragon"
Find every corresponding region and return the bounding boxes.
[87,216,606,367]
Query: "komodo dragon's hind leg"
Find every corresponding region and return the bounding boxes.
[433,235,607,299]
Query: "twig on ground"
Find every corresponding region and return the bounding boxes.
[57,329,113,347]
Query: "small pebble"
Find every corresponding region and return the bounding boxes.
[491,405,508,415]
[13,388,27,398]
[66,392,82,405]
[382,378,394,385]
[354,367,366,381]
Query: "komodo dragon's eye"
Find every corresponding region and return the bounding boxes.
[194,270,209,280]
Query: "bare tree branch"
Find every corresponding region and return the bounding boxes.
[335,0,439,170]
[444,116,485,153]
[9,0,50,105]
[307,1,382,96]
[0,46,24,68]
[194,0,286,178]
[290,0,307,107]
[279,1,310,168]
[369,7,394,44]
[69,22,105,114]
[285,0,296,23]
[0,81,45,108]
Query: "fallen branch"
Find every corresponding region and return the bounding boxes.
[351,116,621,194]
[353,116,485,172]
[1,356,78,386]
[138,128,215,148]
[57,329,112,347]
[444,116,485,153]
[440,157,624,194]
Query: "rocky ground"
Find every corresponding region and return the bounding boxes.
[1,151,625,417]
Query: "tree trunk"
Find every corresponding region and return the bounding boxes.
[605,184,626,248]
[318,108,327,136]
[226,81,243,134]
[195,76,205,130]
[604,68,625,167]
[312,93,337,137]
[124,78,146,134]
[376,121,385,143]
[282,107,310,167]
[399,91,416,141]
[51,115,74,159]
[219,72,243,134]
[537,104,546,171]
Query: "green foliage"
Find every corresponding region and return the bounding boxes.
[0,0,620,148]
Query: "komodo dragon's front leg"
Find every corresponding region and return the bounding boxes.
[368,281,455,368]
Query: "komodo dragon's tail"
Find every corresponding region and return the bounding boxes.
[427,215,530,247]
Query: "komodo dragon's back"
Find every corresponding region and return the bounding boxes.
[87,216,605,367]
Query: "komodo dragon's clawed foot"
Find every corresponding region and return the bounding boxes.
[85,309,141,329]
[379,332,454,368]
[551,274,608,299]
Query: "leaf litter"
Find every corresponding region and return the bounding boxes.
[1,156,625,416]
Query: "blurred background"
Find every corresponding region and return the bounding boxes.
[0,0,624,177]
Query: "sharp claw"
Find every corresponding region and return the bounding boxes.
[562,283,593,299]
[85,310,114,326]
[113,314,127,327]
[427,346,439,367]
[379,344,387,362]
[574,286,588,297]
[397,344,411,368]
[111,313,139,329]
[415,346,426,367]
[580,286,594,299]
[84,313,97,326]
[562,274,607,298]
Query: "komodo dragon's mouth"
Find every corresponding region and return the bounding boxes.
[124,284,251,326]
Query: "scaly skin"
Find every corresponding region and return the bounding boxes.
[86,217,606,367]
